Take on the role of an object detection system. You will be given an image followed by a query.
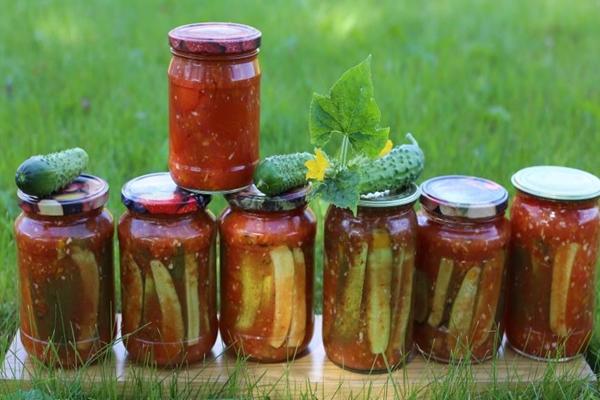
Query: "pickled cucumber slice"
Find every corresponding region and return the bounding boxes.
[71,246,99,351]
[550,243,580,337]
[142,271,156,327]
[288,248,307,348]
[236,253,263,330]
[269,245,295,348]
[366,229,393,354]
[184,253,200,345]
[121,253,143,335]
[389,250,414,352]
[150,260,184,343]
[448,266,481,354]
[19,269,38,338]
[427,258,454,327]
[471,252,505,348]
[334,241,368,340]
[413,269,430,323]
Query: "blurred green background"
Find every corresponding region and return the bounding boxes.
[1,0,599,370]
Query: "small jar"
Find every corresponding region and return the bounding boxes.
[415,176,510,363]
[15,175,115,367]
[219,186,316,362]
[506,166,600,360]
[118,173,217,366]
[168,22,261,193]
[323,185,419,372]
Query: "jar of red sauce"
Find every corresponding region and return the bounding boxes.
[323,185,419,372]
[15,175,115,367]
[506,166,600,360]
[415,176,510,363]
[168,22,261,193]
[118,173,217,366]
[219,186,316,362]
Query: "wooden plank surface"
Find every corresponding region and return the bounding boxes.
[1,316,595,398]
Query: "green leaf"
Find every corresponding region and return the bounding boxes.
[309,56,389,157]
[315,166,361,213]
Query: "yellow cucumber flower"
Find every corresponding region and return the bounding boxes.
[378,139,393,157]
[305,149,330,181]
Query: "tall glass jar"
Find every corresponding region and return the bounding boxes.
[415,176,510,363]
[118,173,217,366]
[15,175,115,367]
[323,185,419,372]
[219,186,316,362]
[506,166,600,360]
[168,22,261,193]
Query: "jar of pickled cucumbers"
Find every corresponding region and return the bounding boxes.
[323,184,419,372]
[219,185,316,362]
[118,173,217,366]
[506,166,600,360]
[415,176,510,363]
[15,175,115,367]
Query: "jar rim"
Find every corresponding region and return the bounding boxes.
[225,185,310,212]
[168,22,261,55]
[358,183,420,208]
[17,174,109,217]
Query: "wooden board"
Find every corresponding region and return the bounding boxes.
[1,316,595,398]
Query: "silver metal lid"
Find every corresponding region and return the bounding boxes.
[512,166,600,201]
[358,183,420,208]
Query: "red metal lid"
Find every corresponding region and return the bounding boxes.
[121,172,211,215]
[18,174,109,216]
[420,175,508,219]
[168,22,261,55]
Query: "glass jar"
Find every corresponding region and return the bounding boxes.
[168,22,261,193]
[118,173,217,366]
[415,176,510,363]
[219,186,316,362]
[323,185,419,372]
[506,166,600,360]
[15,175,115,367]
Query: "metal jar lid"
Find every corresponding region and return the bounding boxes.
[512,166,600,201]
[169,22,261,55]
[17,174,109,217]
[358,184,420,208]
[121,172,211,215]
[420,175,509,219]
[225,185,310,212]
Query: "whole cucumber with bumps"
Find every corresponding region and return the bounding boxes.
[15,147,89,197]
[254,152,313,196]
[358,134,424,194]
[253,134,424,196]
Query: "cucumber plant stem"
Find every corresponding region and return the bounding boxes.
[340,136,350,167]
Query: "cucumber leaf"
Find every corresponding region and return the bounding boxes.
[309,56,389,158]
[314,166,361,214]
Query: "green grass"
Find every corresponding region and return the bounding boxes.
[1,0,600,398]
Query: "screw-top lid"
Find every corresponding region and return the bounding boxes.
[420,175,509,219]
[169,22,261,55]
[358,184,420,208]
[226,185,310,212]
[18,174,109,216]
[512,166,600,201]
[121,172,211,215]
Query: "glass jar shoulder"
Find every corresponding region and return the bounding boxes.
[219,206,316,247]
[168,54,260,88]
[417,212,510,257]
[325,205,417,240]
[118,210,215,244]
[15,209,114,244]
[510,193,599,244]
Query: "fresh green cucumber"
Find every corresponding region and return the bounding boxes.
[254,152,312,196]
[15,147,88,197]
[359,134,424,194]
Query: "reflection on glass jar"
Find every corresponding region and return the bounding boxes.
[323,185,419,372]
[15,175,115,367]
[507,166,600,360]
[168,22,261,193]
[118,173,217,366]
[219,186,316,362]
[415,176,510,363]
